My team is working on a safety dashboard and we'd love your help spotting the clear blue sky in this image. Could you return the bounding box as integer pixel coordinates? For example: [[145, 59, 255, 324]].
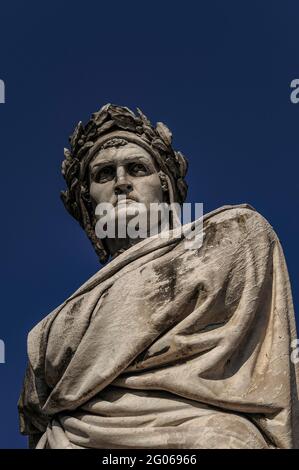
[[0, 0, 298, 448]]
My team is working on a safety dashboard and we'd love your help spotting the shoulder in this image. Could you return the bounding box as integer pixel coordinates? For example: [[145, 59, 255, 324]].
[[190, 204, 278, 259], [203, 204, 277, 243], [177, 204, 278, 288]]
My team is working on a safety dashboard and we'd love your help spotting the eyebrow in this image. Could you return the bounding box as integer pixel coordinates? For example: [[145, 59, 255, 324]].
[[90, 155, 153, 172]]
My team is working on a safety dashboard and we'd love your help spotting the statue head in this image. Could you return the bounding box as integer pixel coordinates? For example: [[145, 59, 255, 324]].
[[61, 104, 188, 263]]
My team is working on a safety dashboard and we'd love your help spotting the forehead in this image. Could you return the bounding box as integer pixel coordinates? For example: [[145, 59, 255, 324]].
[[90, 143, 155, 168]]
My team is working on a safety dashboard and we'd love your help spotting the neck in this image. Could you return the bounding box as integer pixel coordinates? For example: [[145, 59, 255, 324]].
[[105, 236, 144, 259], [104, 216, 172, 259]]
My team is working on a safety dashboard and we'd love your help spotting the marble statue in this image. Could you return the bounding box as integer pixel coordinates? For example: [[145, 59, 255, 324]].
[[18, 104, 299, 449]]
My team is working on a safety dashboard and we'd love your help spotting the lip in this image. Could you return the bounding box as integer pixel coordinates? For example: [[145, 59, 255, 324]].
[[115, 198, 137, 206]]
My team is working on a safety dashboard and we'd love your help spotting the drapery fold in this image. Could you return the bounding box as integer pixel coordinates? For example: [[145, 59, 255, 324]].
[[18, 204, 299, 448]]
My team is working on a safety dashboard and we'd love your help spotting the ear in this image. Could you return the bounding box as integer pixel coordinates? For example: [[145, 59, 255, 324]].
[[158, 171, 170, 204]]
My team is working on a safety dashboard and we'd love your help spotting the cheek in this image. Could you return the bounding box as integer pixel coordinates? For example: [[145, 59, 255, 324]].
[[89, 182, 113, 206], [136, 174, 163, 202]]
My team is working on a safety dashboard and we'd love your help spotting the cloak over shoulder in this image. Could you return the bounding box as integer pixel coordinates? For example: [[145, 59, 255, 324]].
[[18, 205, 299, 448]]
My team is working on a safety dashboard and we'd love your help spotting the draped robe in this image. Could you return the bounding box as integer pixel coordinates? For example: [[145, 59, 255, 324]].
[[18, 204, 299, 449]]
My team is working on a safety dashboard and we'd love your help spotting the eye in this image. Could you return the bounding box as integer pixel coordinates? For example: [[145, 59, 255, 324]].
[[95, 165, 115, 183], [128, 162, 148, 176]]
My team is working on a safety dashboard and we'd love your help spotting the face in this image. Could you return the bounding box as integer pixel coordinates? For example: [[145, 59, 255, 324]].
[[89, 143, 164, 229]]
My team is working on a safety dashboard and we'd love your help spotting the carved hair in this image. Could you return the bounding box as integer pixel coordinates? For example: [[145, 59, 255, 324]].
[[61, 104, 188, 263]]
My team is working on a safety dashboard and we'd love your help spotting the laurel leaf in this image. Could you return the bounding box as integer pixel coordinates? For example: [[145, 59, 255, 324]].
[[175, 151, 188, 177], [152, 138, 169, 153], [96, 120, 115, 136], [136, 107, 151, 126], [69, 121, 84, 150], [64, 148, 72, 160], [156, 121, 172, 146]]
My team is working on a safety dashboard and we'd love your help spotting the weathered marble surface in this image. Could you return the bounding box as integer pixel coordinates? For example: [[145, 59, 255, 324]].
[[19, 205, 299, 448]]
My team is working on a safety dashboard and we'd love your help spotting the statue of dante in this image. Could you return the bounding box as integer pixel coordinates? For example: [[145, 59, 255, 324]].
[[18, 104, 299, 449]]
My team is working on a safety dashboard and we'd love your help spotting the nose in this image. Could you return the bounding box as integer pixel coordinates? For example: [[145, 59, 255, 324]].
[[114, 167, 133, 196], [114, 181, 133, 195]]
